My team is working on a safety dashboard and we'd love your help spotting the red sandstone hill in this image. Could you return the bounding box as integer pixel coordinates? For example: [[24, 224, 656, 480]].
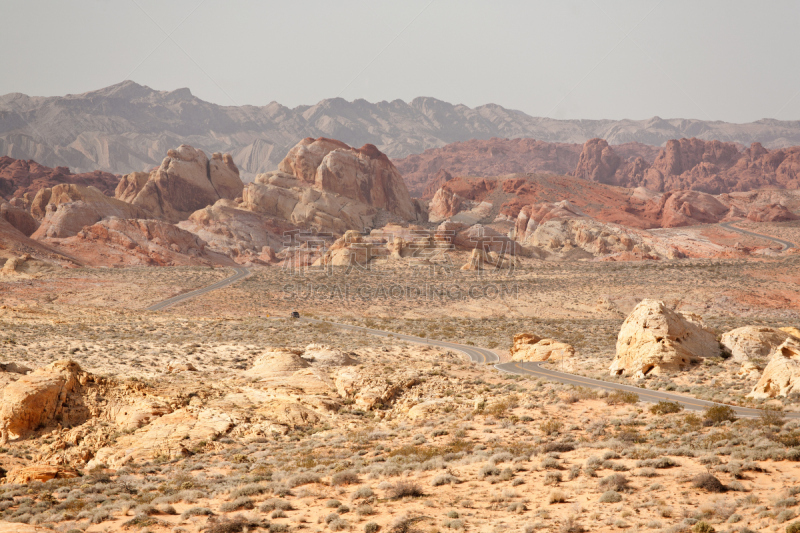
[[574, 138, 800, 194], [393, 137, 800, 198], [429, 173, 800, 229], [393, 138, 661, 198], [0, 157, 120, 206]]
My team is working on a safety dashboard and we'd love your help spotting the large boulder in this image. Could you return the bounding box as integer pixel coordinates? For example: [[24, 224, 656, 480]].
[[115, 145, 243, 223], [610, 300, 719, 378], [510, 333, 574, 362], [0, 360, 92, 443], [720, 326, 796, 363], [748, 337, 800, 399]]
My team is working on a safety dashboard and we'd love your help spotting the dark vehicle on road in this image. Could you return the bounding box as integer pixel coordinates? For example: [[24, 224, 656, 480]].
[[291, 311, 300, 319]]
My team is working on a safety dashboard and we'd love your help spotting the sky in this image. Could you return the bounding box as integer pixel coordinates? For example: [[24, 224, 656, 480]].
[[1, 0, 799, 123]]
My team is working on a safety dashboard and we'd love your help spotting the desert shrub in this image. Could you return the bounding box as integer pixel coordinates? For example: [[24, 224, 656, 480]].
[[287, 472, 321, 487], [544, 472, 562, 485], [761, 409, 786, 427], [329, 518, 349, 531], [220, 497, 254, 512], [432, 473, 461, 486], [260, 499, 292, 512], [326, 500, 342, 508], [787, 522, 800, 533], [181, 506, 214, 520], [157, 504, 176, 515], [548, 490, 567, 504], [352, 486, 374, 499], [447, 511, 459, 519], [444, 519, 464, 529], [364, 522, 380, 533], [388, 481, 424, 499], [650, 401, 683, 415], [559, 516, 584, 533], [599, 491, 622, 503], [332, 470, 359, 486], [599, 474, 630, 492], [541, 457, 561, 470], [605, 391, 639, 405], [637, 468, 657, 478], [270, 525, 289, 533], [356, 504, 374, 516], [479, 464, 500, 478], [778, 510, 797, 523], [542, 442, 574, 453], [231, 484, 267, 499], [692, 473, 726, 493], [692, 521, 715, 533], [271, 510, 286, 519], [703, 405, 737, 425], [540, 420, 563, 435]]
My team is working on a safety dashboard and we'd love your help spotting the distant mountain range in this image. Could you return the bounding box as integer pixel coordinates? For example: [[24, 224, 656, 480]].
[[2, 80, 800, 180]]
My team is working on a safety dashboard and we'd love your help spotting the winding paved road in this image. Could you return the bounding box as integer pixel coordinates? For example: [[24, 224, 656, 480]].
[[147, 266, 792, 418], [720, 221, 796, 251], [146, 266, 250, 311]]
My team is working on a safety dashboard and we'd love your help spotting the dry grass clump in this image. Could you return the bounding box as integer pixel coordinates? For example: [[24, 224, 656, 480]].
[[605, 391, 639, 405]]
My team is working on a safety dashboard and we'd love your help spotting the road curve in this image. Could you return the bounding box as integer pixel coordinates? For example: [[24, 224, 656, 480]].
[[146, 266, 250, 311], [720, 221, 796, 251], [145, 269, 790, 418]]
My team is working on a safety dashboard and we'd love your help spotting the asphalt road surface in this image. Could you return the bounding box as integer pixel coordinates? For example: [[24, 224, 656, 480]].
[[146, 266, 250, 311], [146, 267, 793, 418], [720, 221, 796, 251]]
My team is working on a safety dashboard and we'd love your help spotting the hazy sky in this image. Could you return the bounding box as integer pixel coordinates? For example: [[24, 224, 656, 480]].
[[2, 0, 798, 123]]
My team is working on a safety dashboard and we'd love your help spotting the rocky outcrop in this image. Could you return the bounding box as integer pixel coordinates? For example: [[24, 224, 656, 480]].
[[115, 145, 243, 223], [610, 300, 719, 378], [429, 187, 464, 222], [510, 333, 575, 362], [746, 203, 800, 222], [278, 137, 417, 220], [30, 184, 145, 238], [0, 360, 93, 443], [720, 326, 796, 363], [4, 464, 80, 484], [748, 337, 800, 399], [43, 217, 231, 267], [0, 202, 37, 236], [0, 156, 119, 205], [178, 200, 295, 264], [335, 367, 420, 411], [88, 408, 233, 468]]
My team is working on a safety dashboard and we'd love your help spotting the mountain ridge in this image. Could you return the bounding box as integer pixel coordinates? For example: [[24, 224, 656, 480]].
[[3, 80, 800, 179]]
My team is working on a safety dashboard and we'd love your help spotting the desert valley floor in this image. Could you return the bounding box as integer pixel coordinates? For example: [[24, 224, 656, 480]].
[[2, 218, 800, 533]]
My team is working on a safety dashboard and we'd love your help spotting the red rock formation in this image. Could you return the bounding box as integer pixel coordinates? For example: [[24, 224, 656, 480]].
[[0, 157, 119, 208], [393, 138, 660, 198], [746, 204, 800, 222], [574, 138, 800, 194], [44, 218, 234, 267], [0, 202, 37, 236]]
